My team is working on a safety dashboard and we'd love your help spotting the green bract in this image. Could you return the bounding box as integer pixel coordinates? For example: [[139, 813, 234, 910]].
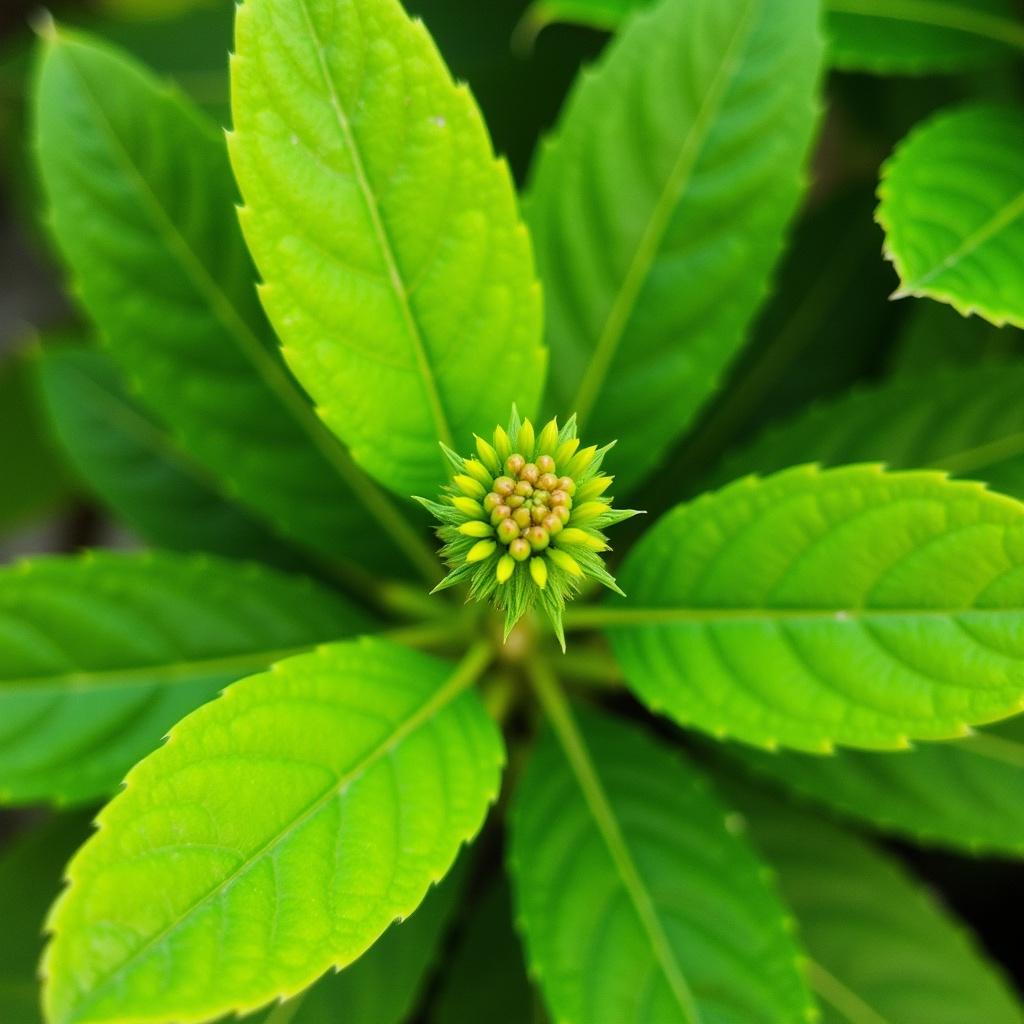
[[4, 0, 1024, 1021]]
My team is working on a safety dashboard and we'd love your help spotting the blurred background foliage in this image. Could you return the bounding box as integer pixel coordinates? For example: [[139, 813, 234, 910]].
[[0, 0, 1022, 1015]]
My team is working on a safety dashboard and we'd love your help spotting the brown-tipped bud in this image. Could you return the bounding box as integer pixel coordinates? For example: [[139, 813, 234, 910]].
[[518, 419, 536, 458], [483, 492, 502, 513], [554, 506, 571, 525], [462, 458, 492, 486], [530, 556, 549, 590], [549, 490, 569, 507], [547, 548, 583, 577], [452, 496, 485, 519], [538, 472, 558, 492], [533, 489, 550, 506], [537, 419, 559, 456], [575, 475, 612, 502], [454, 474, 486, 499], [554, 436, 580, 467], [493, 425, 512, 462], [508, 494, 526, 509], [466, 539, 496, 563], [515, 480, 534, 497], [491, 504, 512, 525], [475, 435, 501, 473], [496, 554, 515, 584], [497, 518, 520, 544], [542, 513, 564, 536], [531, 505, 548, 524], [527, 525, 550, 551], [521, 463, 539, 485], [494, 476, 516, 496], [458, 520, 494, 539], [513, 507, 533, 529], [557, 476, 576, 496], [558, 527, 607, 551], [509, 537, 531, 562], [536, 453, 556, 476], [506, 453, 526, 476]]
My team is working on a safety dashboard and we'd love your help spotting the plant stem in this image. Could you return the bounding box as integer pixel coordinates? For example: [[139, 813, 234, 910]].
[[372, 578, 451, 621], [378, 616, 475, 651], [805, 960, 889, 1024], [553, 647, 624, 688], [525, 660, 701, 1024]]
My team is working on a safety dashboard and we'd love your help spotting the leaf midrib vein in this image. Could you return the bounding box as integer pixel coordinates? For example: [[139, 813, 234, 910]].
[[66, 642, 491, 1020], [570, 0, 759, 425], [806, 959, 892, 1024], [294, 0, 455, 454]]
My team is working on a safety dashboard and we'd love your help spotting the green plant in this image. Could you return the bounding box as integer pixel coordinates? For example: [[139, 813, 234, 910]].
[[3, 0, 1024, 1020]]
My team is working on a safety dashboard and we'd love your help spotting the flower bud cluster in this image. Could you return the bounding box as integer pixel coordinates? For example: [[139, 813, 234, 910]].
[[416, 408, 639, 648]]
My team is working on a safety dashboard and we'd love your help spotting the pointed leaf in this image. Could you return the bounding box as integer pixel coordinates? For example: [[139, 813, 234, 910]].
[[527, 0, 822, 494], [605, 464, 1024, 752], [0, 551, 370, 806], [728, 782, 1024, 1024], [715, 362, 1024, 500], [878, 104, 1024, 329], [228, 0, 545, 498], [509, 707, 813, 1024], [727, 713, 1024, 856], [43, 638, 503, 1024], [33, 29, 408, 574], [39, 346, 306, 570]]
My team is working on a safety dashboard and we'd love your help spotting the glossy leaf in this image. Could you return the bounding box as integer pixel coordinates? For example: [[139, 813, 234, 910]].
[[0, 815, 91, 1024], [0, 347, 72, 534], [39, 345, 305, 569], [0, 551, 369, 806], [714, 362, 1024, 500], [229, 0, 545, 499], [249, 867, 464, 1024], [432, 879, 537, 1024], [878, 104, 1024, 329], [727, 713, 1024, 856], [34, 30, 411, 575], [509, 706, 813, 1024], [528, 0, 822, 495], [519, 0, 1024, 75], [729, 783, 1024, 1024], [605, 464, 1024, 752], [44, 638, 503, 1024]]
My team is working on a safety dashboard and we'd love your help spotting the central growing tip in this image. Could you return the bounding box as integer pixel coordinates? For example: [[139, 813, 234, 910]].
[[416, 408, 640, 649]]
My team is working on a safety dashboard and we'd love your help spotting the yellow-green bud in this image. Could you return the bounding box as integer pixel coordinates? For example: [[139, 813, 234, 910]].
[[494, 475, 516, 496], [527, 525, 550, 551], [497, 518, 520, 544], [483, 492, 502, 513], [466, 539, 496, 563], [530, 556, 549, 589], [558, 527, 607, 551], [508, 494, 526, 509], [513, 507, 532, 529], [509, 537, 531, 561], [463, 458, 493, 486], [475, 434, 501, 473], [459, 520, 494, 538], [538, 472, 558, 491], [537, 419, 559, 456], [568, 501, 605, 525], [542, 512, 563, 535], [496, 554, 515, 583], [548, 548, 583, 577], [452, 496, 485, 519], [506, 453, 526, 476], [493, 425, 512, 462], [518, 419, 536, 458], [454, 474, 486, 499], [558, 476, 576, 496], [515, 480, 534, 497], [521, 463, 540, 485], [554, 436, 580, 467], [531, 505, 548, 524], [491, 504, 512, 525], [554, 506, 571, 525]]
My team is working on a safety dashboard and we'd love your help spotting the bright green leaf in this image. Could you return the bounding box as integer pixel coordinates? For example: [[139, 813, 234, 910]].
[[248, 866, 464, 1024], [432, 878, 538, 1024], [0, 551, 370, 806], [33, 29, 416, 577], [726, 713, 1024, 856], [43, 638, 503, 1024], [509, 705, 813, 1024], [39, 345, 307, 570], [728, 781, 1024, 1024], [0, 814, 91, 1024], [878, 104, 1024, 329], [714, 362, 1024, 500], [600, 464, 1024, 752], [228, 0, 545, 499], [528, 0, 822, 494], [0, 347, 72, 535], [518, 0, 1024, 75]]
